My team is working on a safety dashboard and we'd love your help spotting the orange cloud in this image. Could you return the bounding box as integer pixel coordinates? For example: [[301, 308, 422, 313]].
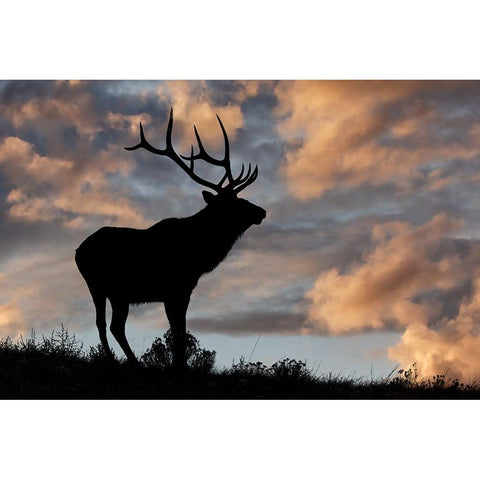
[[274, 81, 480, 200], [304, 211, 480, 381], [0, 136, 74, 184], [0, 136, 146, 228], [0, 301, 23, 337], [3, 87, 99, 137], [388, 310, 480, 382], [53, 189, 145, 227], [388, 275, 480, 381], [107, 112, 153, 137], [304, 214, 467, 334], [0, 251, 87, 335], [155, 81, 244, 153]]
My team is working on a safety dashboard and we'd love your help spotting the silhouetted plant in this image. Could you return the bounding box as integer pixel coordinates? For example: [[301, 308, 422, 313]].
[[141, 329, 216, 373], [429, 374, 446, 388], [230, 357, 312, 381], [231, 357, 269, 375], [270, 358, 310, 380], [2, 326, 84, 359], [141, 336, 171, 368], [421, 374, 467, 390], [0, 336, 15, 351], [87, 343, 117, 363], [39, 324, 83, 358], [391, 362, 419, 387], [389, 363, 469, 391], [445, 377, 464, 390], [17, 330, 39, 352]]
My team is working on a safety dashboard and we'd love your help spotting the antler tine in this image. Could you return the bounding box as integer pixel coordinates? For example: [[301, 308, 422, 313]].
[[124, 108, 223, 193], [229, 163, 254, 191], [125, 108, 174, 156], [179, 125, 223, 166], [179, 128, 223, 166], [165, 106, 175, 152], [180, 114, 235, 179], [216, 114, 234, 184], [233, 165, 259, 194], [234, 164, 245, 184], [124, 122, 158, 153], [236, 163, 252, 184], [125, 108, 259, 195]]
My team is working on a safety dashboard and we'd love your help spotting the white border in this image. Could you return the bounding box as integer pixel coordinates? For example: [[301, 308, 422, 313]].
[[1, 2, 479, 478]]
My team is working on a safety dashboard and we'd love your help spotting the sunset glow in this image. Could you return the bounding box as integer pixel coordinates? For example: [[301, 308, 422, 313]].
[[2, 80, 480, 380]]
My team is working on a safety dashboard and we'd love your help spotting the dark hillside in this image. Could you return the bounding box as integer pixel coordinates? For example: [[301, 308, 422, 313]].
[[0, 326, 478, 399]]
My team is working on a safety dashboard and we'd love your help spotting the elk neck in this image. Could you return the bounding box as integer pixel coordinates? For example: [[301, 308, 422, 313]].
[[192, 204, 249, 242], [187, 204, 248, 271]]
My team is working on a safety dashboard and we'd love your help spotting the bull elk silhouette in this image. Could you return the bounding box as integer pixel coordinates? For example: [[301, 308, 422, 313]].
[[75, 108, 266, 369]]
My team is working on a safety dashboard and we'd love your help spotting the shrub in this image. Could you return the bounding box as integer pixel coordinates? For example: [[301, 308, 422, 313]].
[[0, 326, 83, 359], [230, 357, 312, 381], [230, 357, 269, 375], [17, 330, 39, 353], [0, 336, 15, 351], [269, 358, 310, 380], [141, 336, 171, 368], [390, 362, 419, 387], [39, 325, 83, 358], [141, 329, 216, 373], [87, 343, 117, 363]]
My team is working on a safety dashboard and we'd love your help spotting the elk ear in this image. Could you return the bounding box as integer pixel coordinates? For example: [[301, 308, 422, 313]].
[[202, 190, 215, 204]]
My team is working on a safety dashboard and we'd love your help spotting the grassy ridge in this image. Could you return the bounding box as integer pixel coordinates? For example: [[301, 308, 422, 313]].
[[0, 326, 479, 399]]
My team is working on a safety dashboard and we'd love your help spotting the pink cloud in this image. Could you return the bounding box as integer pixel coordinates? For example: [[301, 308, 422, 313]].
[[304, 214, 465, 334], [0, 136, 146, 228], [303, 211, 480, 380], [274, 81, 480, 200]]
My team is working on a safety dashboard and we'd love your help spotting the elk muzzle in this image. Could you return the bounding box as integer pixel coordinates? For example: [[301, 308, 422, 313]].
[[254, 207, 267, 225]]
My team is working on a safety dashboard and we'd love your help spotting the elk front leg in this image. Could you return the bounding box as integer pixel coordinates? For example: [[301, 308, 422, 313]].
[[110, 300, 138, 364], [164, 294, 191, 372], [92, 293, 113, 358]]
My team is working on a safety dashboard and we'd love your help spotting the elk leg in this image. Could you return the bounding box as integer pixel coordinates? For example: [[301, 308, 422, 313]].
[[164, 295, 190, 372], [110, 300, 137, 363], [93, 294, 113, 358]]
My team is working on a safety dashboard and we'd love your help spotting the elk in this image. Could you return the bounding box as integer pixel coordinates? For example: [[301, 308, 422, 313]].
[[75, 108, 266, 370]]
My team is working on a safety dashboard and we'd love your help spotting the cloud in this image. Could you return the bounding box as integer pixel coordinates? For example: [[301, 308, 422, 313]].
[[154, 81, 244, 150], [304, 211, 480, 381], [0, 249, 87, 337], [0, 301, 23, 337], [274, 81, 480, 200], [388, 324, 480, 382], [304, 213, 471, 335], [189, 311, 305, 335], [0, 136, 145, 228], [388, 281, 480, 381], [0, 136, 74, 185], [7, 89, 98, 137]]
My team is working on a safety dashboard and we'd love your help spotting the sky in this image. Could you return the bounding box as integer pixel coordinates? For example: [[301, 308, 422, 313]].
[[2, 80, 480, 380]]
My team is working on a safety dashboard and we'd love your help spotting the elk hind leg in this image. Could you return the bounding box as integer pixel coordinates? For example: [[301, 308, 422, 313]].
[[110, 300, 137, 364]]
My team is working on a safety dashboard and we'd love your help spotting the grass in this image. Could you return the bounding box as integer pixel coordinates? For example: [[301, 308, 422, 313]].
[[0, 326, 479, 399]]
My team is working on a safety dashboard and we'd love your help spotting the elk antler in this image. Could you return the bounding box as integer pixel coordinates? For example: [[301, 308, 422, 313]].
[[125, 108, 258, 195]]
